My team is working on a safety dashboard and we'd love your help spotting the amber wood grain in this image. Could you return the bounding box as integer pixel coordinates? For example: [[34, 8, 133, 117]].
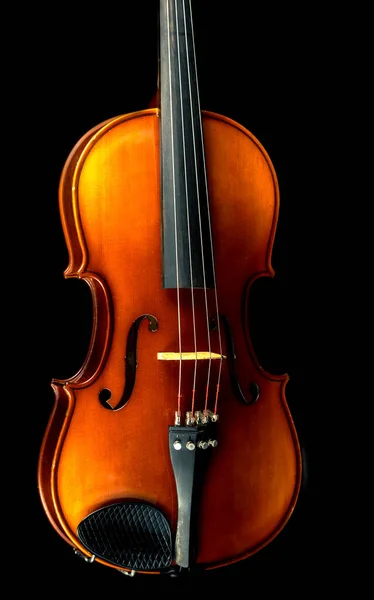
[[38, 108, 302, 574]]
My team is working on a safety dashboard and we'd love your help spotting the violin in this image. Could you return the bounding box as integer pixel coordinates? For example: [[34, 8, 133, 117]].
[[38, 0, 302, 578]]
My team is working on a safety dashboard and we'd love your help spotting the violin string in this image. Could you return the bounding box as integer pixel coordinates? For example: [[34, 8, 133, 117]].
[[175, 0, 198, 417], [167, 0, 183, 416], [185, 0, 213, 416], [188, 0, 224, 414]]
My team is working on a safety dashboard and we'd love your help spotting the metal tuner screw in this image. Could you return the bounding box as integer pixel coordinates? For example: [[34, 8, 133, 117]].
[[198, 440, 209, 450], [186, 440, 196, 451], [208, 439, 218, 448], [173, 439, 182, 450]]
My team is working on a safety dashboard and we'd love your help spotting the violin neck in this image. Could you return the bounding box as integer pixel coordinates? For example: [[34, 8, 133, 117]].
[[159, 0, 214, 290]]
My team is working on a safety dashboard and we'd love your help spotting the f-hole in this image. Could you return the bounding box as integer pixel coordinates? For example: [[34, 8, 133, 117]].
[[99, 314, 158, 411], [211, 315, 259, 406]]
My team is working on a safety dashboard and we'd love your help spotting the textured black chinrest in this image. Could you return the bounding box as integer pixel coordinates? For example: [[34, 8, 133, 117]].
[[77, 500, 172, 571]]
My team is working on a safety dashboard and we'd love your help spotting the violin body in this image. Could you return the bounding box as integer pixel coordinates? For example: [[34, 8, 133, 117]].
[[38, 108, 302, 575]]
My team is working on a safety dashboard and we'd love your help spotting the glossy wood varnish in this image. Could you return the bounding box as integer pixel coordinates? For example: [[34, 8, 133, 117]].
[[38, 108, 302, 574]]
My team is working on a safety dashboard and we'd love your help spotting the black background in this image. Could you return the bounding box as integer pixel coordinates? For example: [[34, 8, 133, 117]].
[[15, 0, 348, 593]]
